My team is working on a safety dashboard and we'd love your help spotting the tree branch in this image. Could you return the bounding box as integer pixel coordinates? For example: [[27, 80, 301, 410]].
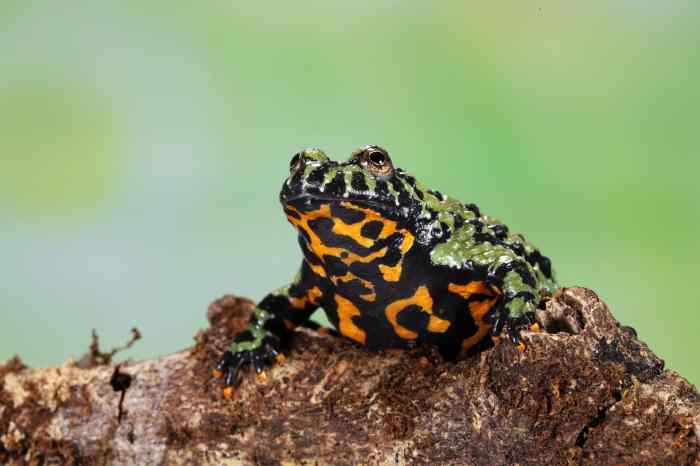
[[1, 289, 698, 465]]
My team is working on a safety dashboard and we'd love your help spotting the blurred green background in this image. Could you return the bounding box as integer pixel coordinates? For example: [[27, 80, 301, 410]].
[[1, 2, 698, 386]]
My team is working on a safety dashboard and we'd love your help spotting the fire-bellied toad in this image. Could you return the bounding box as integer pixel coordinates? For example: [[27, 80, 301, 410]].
[[213, 146, 557, 397]]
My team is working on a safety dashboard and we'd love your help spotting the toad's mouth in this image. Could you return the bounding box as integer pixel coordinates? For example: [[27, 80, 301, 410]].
[[281, 194, 393, 215]]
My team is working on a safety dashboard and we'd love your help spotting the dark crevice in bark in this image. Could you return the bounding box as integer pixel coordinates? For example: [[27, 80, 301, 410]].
[[575, 390, 622, 449]]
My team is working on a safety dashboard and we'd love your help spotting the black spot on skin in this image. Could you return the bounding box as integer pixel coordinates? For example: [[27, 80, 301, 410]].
[[528, 251, 553, 278], [509, 242, 526, 256], [331, 203, 366, 224], [468, 219, 485, 233], [306, 166, 327, 187], [375, 180, 391, 198], [381, 240, 403, 267], [336, 278, 374, 302], [351, 172, 370, 192], [324, 171, 346, 198], [539, 255, 552, 278], [453, 215, 465, 230], [361, 220, 384, 240], [428, 190, 445, 201], [493, 260, 537, 289], [395, 305, 430, 337], [309, 217, 334, 234], [340, 251, 349, 259], [401, 174, 425, 200], [296, 228, 312, 245], [288, 282, 305, 297], [324, 254, 349, 276], [473, 224, 527, 260], [491, 224, 509, 239], [346, 261, 381, 283], [389, 178, 412, 207], [464, 203, 481, 217], [536, 251, 552, 278]]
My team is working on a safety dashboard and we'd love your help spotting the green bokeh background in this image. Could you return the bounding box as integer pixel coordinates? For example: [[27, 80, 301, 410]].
[[1, 2, 698, 386]]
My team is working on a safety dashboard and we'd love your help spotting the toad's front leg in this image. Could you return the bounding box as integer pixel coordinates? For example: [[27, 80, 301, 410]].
[[213, 262, 323, 398], [484, 255, 541, 349]]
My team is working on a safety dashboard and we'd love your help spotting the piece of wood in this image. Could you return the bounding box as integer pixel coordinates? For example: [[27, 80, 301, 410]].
[[1, 288, 698, 465]]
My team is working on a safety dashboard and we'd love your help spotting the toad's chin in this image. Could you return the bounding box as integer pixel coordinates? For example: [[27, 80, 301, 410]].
[[281, 193, 386, 212]]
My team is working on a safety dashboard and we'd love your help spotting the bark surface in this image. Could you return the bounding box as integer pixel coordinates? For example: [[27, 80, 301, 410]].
[[1, 288, 698, 466]]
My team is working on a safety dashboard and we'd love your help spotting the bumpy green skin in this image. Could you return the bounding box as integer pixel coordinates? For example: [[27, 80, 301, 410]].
[[215, 145, 558, 392]]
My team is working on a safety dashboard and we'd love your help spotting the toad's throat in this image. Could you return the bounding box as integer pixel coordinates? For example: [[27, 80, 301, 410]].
[[285, 202, 415, 288], [283, 194, 392, 217]]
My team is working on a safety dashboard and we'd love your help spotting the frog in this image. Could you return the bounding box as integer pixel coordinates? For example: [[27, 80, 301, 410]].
[[213, 145, 557, 397]]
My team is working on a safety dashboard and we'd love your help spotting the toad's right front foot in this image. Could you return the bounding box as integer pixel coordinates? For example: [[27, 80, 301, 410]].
[[212, 333, 284, 399]]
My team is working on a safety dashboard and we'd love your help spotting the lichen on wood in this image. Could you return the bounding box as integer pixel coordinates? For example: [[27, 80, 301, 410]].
[[1, 288, 698, 465]]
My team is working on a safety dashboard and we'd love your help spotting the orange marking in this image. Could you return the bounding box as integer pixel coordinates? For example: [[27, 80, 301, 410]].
[[307, 261, 327, 278], [360, 292, 376, 302], [378, 232, 415, 283], [385, 286, 451, 340], [212, 369, 223, 379], [529, 323, 540, 332], [334, 295, 367, 344], [461, 298, 497, 350], [398, 231, 416, 253], [461, 322, 492, 350], [308, 286, 323, 303], [450, 280, 500, 351], [427, 315, 451, 333], [379, 263, 402, 282], [469, 299, 496, 321], [223, 387, 235, 399], [289, 296, 306, 309], [275, 353, 286, 364], [448, 281, 496, 300], [290, 286, 323, 310], [287, 204, 416, 289], [256, 372, 268, 382], [517, 342, 527, 353], [287, 205, 390, 269], [340, 201, 399, 240]]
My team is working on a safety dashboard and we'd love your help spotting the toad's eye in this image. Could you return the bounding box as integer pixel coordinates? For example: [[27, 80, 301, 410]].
[[361, 146, 393, 177], [289, 153, 302, 174], [368, 150, 387, 167]]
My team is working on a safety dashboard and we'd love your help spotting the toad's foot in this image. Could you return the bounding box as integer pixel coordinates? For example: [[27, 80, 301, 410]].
[[486, 294, 539, 351], [213, 333, 283, 399]]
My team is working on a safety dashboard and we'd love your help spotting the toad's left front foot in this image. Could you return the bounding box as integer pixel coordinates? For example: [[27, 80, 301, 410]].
[[212, 335, 283, 398]]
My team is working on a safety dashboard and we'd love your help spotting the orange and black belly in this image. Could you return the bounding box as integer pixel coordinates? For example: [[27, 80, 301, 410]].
[[284, 200, 500, 355]]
